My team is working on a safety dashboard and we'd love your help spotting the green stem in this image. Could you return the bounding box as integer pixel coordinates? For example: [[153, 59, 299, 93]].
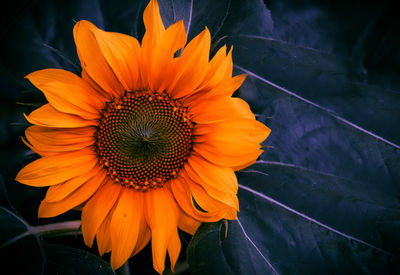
[[30, 220, 82, 238], [116, 261, 130, 275], [164, 261, 189, 275]]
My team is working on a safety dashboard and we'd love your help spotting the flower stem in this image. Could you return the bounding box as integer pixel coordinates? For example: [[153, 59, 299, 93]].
[[116, 261, 131, 275], [30, 220, 81, 238]]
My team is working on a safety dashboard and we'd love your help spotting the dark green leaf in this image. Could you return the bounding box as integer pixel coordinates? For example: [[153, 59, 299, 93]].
[[236, 163, 400, 274], [232, 36, 400, 147], [188, 221, 277, 275], [43, 243, 115, 275], [0, 234, 45, 275], [0, 206, 45, 275], [188, 1, 400, 274], [0, 206, 29, 250], [189, 161, 400, 274], [0, 175, 11, 208], [0, 202, 111, 274], [187, 222, 230, 275]]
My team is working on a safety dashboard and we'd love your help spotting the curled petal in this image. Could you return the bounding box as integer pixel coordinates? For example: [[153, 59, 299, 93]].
[[44, 165, 102, 202], [74, 20, 124, 98], [194, 118, 270, 167], [145, 187, 180, 273], [82, 178, 122, 248], [25, 125, 95, 154], [169, 28, 211, 98], [177, 209, 201, 235], [147, 20, 187, 91], [26, 104, 97, 128], [38, 168, 106, 218], [16, 149, 98, 187], [89, 27, 141, 91], [171, 175, 231, 222], [26, 69, 105, 119]]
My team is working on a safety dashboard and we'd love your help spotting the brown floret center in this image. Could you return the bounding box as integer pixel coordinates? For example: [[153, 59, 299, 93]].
[[96, 90, 193, 191]]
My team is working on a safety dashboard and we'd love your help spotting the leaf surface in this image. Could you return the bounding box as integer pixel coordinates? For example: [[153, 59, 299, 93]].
[[187, 1, 400, 274]]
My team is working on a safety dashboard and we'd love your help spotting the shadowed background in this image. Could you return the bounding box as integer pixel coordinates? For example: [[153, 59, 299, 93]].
[[1, 0, 399, 274]]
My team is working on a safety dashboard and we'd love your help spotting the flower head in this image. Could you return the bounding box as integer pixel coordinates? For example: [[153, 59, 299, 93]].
[[16, 0, 270, 272]]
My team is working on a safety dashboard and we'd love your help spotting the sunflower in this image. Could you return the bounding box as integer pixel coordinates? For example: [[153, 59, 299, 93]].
[[16, 0, 270, 273]]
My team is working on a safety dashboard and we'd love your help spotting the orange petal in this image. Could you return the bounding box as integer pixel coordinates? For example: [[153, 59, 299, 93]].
[[169, 28, 211, 98], [233, 158, 258, 171], [81, 68, 110, 98], [130, 225, 151, 257], [147, 20, 187, 92], [167, 230, 181, 273], [38, 169, 106, 218], [225, 207, 238, 220], [141, 0, 165, 87], [183, 172, 238, 217], [186, 153, 237, 194], [194, 143, 263, 168], [189, 97, 255, 124], [177, 209, 201, 235], [26, 104, 97, 128], [193, 118, 270, 167], [89, 27, 141, 91], [196, 45, 233, 92], [26, 69, 105, 119], [97, 205, 114, 256], [183, 163, 239, 210], [144, 186, 180, 274], [195, 118, 269, 145], [230, 97, 256, 120], [208, 74, 247, 98], [110, 188, 146, 270], [142, 0, 164, 44], [25, 125, 95, 154], [16, 149, 98, 187], [182, 74, 247, 107], [44, 165, 102, 202], [74, 20, 124, 98], [82, 178, 122, 248], [170, 176, 227, 222], [21, 136, 49, 157]]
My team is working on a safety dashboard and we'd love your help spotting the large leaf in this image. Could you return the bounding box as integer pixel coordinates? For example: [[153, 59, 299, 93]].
[[0, 205, 114, 274], [188, 221, 278, 275], [44, 243, 114, 274], [189, 162, 400, 274], [0, 176, 114, 275], [186, 1, 400, 275], [0, 205, 45, 274]]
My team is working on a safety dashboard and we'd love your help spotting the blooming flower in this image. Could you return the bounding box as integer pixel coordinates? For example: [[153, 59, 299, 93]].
[[16, 0, 270, 272]]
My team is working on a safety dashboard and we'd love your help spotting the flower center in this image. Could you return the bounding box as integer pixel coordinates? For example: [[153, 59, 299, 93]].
[[95, 90, 193, 191]]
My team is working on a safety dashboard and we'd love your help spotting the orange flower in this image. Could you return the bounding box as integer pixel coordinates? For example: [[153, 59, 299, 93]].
[[16, 0, 270, 273]]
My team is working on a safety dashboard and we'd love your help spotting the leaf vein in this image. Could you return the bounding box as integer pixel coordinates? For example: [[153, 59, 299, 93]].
[[236, 218, 279, 275], [238, 184, 400, 260], [234, 34, 332, 55], [235, 65, 400, 150], [186, 0, 193, 37], [0, 231, 30, 249], [252, 160, 354, 182], [211, 0, 230, 41]]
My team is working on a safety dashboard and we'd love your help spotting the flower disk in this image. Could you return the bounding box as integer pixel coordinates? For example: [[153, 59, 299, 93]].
[[96, 91, 193, 190]]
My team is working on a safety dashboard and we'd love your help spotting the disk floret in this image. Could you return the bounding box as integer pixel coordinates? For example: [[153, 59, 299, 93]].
[[96, 90, 193, 191]]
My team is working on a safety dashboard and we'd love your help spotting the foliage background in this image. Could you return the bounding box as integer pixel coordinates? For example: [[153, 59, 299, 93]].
[[0, 0, 399, 274]]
